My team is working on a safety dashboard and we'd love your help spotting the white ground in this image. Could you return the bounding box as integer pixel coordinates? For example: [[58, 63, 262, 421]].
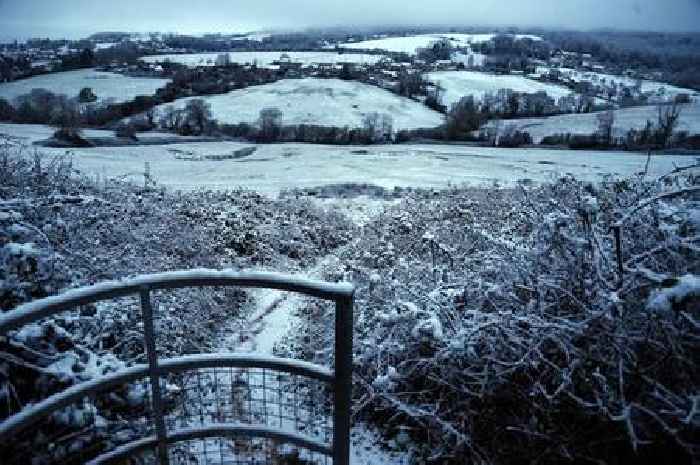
[[336, 33, 542, 55], [426, 71, 574, 107], [2, 123, 695, 196], [4, 120, 694, 464], [539, 67, 699, 101], [493, 101, 700, 143], [153, 78, 445, 130], [0, 122, 204, 145], [0, 69, 169, 104], [141, 51, 387, 68]]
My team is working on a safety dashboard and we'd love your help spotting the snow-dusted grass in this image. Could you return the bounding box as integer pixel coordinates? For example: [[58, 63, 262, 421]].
[[0, 69, 169, 104], [495, 101, 700, 143], [153, 78, 444, 130], [141, 51, 387, 68], [427, 70, 574, 107], [336, 33, 542, 54], [1, 123, 692, 195]]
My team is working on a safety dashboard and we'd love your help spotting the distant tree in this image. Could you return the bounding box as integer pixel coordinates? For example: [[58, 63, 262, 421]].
[[596, 109, 615, 146], [13, 89, 68, 124], [446, 95, 486, 140], [339, 63, 353, 80], [507, 92, 520, 117], [397, 72, 425, 98], [145, 108, 156, 129], [0, 98, 14, 121], [183, 99, 212, 135], [258, 107, 283, 142], [379, 114, 394, 143], [656, 102, 682, 148], [425, 86, 446, 113], [215, 53, 231, 67], [50, 99, 83, 141], [362, 112, 394, 143], [78, 87, 97, 103], [498, 124, 533, 147], [79, 48, 95, 67], [417, 38, 453, 62], [159, 105, 181, 130]]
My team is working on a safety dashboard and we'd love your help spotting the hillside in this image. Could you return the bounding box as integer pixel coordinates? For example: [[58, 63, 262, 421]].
[[0, 69, 169, 104], [492, 101, 700, 143], [152, 78, 445, 130], [426, 70, 574, 107]]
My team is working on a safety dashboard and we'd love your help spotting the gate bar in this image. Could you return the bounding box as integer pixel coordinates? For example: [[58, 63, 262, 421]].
[[140, 287, 169, 465]]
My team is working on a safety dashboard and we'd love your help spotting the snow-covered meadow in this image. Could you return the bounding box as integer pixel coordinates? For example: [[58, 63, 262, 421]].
[[335, 33, 542, 54], [0, 69, 170, 104], [557, 67, 698, 98], [493, 101, 700, 143], [140, 51, 387, 68], [152, 78, 444, 130], [426, 70, 574, 107], [2, 122, 693, 196]]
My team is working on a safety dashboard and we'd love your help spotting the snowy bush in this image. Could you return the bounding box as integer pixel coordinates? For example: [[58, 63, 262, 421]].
[[0, 141, 355, 463], [287, 167, 699, 464]]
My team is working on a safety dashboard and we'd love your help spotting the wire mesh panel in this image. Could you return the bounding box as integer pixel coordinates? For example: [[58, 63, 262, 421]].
[[164, 367, 334, 444], [0, 270, 354, 465], [126, 435, 332, 465], [167, 436, 331, 465]]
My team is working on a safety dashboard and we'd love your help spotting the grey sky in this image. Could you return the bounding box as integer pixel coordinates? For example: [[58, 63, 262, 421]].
[[1, 0, 699, 40]]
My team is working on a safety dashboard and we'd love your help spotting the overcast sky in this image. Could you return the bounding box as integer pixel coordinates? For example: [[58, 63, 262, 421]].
[[1, 0, 699, 40]]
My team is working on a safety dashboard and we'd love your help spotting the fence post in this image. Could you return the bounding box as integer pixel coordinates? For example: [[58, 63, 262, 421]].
[[140, 287, 169, 465], [333, 294, 354, 465]]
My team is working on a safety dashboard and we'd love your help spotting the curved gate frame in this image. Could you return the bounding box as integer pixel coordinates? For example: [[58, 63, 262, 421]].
[[0, 269, 355, 465]]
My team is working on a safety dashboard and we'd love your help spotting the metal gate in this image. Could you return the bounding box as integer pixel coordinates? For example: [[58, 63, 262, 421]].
[[0, 270, 354, 465]]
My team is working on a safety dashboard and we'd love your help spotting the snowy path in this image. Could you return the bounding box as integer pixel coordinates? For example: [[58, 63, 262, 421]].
[[216, 199, 409, 465]]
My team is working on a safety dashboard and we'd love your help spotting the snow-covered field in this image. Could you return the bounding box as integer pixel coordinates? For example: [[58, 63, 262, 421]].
[[336, 33, 542, 54], [543, 67, 699, 100], [0, 69, 169, 104], [427, 70, 574, 107], [0, 122, 207, 147], [152, 78, 444, 130], [141, 51, 387, 68], [494, 101, 700, 143], [2, 122, 692, 195]]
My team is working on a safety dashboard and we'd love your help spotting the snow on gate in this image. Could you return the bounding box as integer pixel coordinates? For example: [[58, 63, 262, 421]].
[[0, 269, 355, 465]]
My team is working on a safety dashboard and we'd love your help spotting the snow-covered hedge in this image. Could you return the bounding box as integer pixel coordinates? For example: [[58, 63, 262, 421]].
[[289, 168, 699, 464], [0, 141, 354, 463]]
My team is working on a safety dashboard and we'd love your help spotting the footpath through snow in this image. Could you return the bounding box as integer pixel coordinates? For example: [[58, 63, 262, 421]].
[[218, 197, 410, 465]]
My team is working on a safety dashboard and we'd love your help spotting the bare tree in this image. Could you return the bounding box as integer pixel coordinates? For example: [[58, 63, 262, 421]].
[[362, 113, 394, 143], [159, 105, 178, 130], [656, 101, 682, 148], [50, 99, 82, 140], [258, 107, 283, 142], [596, 109, 615, 146], [184, 99, 212, 135]]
